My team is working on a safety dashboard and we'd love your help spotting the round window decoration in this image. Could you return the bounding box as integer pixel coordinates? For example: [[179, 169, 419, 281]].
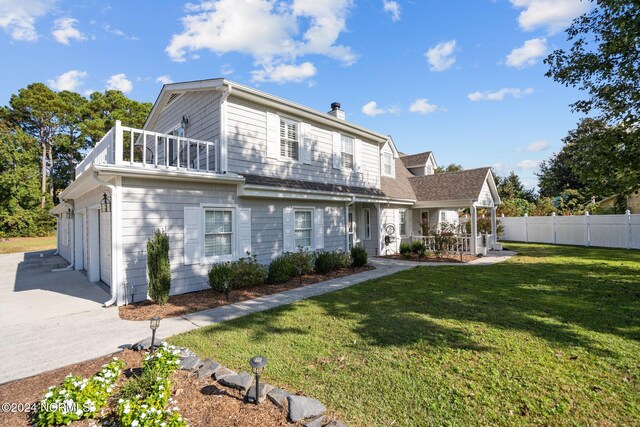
[[385, 224, 396, 236]]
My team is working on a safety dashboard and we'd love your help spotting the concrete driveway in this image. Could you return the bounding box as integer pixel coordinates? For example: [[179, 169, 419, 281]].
[[0, 251, 195, 384]]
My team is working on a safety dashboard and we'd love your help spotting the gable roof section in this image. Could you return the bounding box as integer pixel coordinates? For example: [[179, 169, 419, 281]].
[[381, 159, 417, 200], [243, 174, 386, 197], [400, 151, 433, 168], [409, 167, 495, 202]]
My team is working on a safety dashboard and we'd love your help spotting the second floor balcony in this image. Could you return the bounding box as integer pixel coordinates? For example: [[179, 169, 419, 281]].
[[76, 120, 218, 178]]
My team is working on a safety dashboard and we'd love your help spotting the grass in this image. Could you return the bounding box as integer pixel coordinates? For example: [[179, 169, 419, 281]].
[[169, 243, 640, 426], [0, 236, 56, 254]]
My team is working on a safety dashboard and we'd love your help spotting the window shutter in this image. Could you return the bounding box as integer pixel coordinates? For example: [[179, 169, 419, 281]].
[[354, 138, 363, 173], [266, 112, 280, 159], [314, 208, 324, 249], [237, 208, 252, 257], [332, 131, 341, 169], [300, 122, 312, 164], [183, 207, 201, 265], [283, 207, 295, 252]]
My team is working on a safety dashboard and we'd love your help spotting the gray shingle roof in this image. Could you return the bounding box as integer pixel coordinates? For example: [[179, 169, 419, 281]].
[[400, 151, 432, 168], [409, 167, 491, 202], [243, 174, 386, 197], [381, 159, 417, 200]]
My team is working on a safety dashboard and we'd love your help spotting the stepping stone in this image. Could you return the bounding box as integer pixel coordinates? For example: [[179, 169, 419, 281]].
[[219, 371, 254, 392], [267, 387, 291, 409], [133, 337, 165, 351], [304, 416, 325, 427], [245, 382, 273, 404], [176, 347, 197, 359], [214, 367, 236, 381], [196, 359, 221, 379], [179, 355, 202, 372], [288, 395, 326, 422], [324, 421, 348, 427]]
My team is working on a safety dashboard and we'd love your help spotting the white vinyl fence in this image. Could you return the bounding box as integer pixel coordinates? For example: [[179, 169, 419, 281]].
[[500, 211, 640, 249]]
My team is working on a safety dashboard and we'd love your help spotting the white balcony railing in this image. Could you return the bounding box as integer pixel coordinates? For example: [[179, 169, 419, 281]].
[[76, 120, 218, 178], [415, 234, 473, 254]]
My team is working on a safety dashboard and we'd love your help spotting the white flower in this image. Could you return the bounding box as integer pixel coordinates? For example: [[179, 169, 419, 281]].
[[131, 421, 139, 427], [76, 409, 83, 416], [118, 398, 124, 404], [45, 392, 53, 398], [123, 407, 130, 414]]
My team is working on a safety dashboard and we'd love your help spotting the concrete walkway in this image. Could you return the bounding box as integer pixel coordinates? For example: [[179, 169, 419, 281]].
[[0, 250, 514, 384]]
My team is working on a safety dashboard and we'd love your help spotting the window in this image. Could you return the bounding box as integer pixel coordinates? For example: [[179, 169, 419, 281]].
[[426, 163, 434, 175], [364, 209, 371, 240], [440, 211, 446, 223], [399, 210, 406, 236], [204, 209, 233, 257], [280, 118, 299, 160], [383, 153, 392, 176], [341, 135, 354, 169], [294, 210, 312, 248]]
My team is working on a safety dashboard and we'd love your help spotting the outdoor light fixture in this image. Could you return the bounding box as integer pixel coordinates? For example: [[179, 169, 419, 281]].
[[181, 115, 189, 129], [249, 355, 267, 405], [149, 316, 161, 354], [100, 193, 111, 213], [66, 208, 73, 219]]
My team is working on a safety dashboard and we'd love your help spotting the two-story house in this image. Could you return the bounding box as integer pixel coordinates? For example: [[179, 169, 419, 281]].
[[51, 78, 500, 306]]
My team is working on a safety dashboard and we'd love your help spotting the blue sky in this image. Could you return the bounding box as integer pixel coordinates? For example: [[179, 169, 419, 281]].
[[0, 0, 593, 189]]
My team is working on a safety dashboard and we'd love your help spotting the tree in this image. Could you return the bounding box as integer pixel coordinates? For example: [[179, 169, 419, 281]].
[[435, 163, 463, 173], [496, 171, 536, 203], [7, 83, 63, 207], [53, 90, 89, 192], [545, 1, 640, 125]]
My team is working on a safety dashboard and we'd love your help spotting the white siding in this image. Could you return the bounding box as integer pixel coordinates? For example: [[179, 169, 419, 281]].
[[58, 217, 73, 263], [478, 180, 495, 207], [225, 97, 380, 188], [151, 91, 221, 142]]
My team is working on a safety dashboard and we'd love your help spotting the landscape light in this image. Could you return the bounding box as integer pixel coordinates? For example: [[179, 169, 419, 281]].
[[149, 316, 161, 353], [249, 355, 268, 404]]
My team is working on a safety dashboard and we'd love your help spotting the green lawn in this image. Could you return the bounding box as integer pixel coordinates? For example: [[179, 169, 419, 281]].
[[0, 235, 56, 254], [170, 244, 640, 426]]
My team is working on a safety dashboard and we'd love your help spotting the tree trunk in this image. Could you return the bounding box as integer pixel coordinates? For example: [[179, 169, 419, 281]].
[[40, 140, 46, 209], [48, 143, 54, 201]]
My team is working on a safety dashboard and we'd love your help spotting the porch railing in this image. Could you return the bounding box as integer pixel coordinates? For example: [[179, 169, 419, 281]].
[[415, 234, 472, 254], [76, 120, 218, 178]]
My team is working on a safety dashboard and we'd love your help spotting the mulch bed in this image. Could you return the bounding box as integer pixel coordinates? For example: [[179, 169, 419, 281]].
[[0, 350, 295, 427], [378, 253, 478, 263], [120, 265, 375, 321]]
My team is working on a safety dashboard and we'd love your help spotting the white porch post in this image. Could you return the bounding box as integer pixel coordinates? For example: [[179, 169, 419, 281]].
[[470, 204, 478, 255], [490, 206, 497, 245]]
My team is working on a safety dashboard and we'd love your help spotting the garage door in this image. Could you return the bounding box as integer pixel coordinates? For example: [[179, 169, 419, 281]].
[[99, 211, 111, 286]]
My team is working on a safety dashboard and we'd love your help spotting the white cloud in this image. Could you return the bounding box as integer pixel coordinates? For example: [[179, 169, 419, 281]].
[[106, 73, 133, 93], [517, 159, 541, 170], [382, 0, 400, 22], [511, 0, 591, 34], [505, 37, 547, 68], [361, 101, 385, 117], [220, 64, 234, 75], [166, 0, 356, 83], [47, 70, 88, 92], [251, 61, 317, 83], [102, 23, 138, 40], [52, 17, 86, 45], [468, 87, 534, 101], [0, 0, 55, 41], [518, 139, 550, 152], [425, 40, 456, 72], [155, 75, 173, 84], [409, 98, 438, 114]]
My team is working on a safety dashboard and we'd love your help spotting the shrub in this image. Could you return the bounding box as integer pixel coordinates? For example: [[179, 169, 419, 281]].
[[314, 250, 337, 274], [268, 256, 295, 284], [231, 253, 267, 289], [208, 254, 267, 293], [208, 262, 233, 293], [34, 358, 125, 426], [410, 240, 426, 255], [399, 242, 412, 258], [314, 250, 351, 274], [288, 248, 315, 276], [351, 245, 368, 267], [147, 229, 171, 305]]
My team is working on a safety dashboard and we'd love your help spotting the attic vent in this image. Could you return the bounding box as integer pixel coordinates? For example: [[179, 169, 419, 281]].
[[166, 92, 183, 106]]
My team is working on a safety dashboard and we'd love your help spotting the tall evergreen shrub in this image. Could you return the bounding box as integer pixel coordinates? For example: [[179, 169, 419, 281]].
[[147, 229, 171, 304]]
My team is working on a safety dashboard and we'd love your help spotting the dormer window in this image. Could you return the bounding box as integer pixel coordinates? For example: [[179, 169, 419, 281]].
[[280, 118, 299, 160], [341, 135, 354, 169], [426, 163, 434, 175], [383, 152, 393, 176]]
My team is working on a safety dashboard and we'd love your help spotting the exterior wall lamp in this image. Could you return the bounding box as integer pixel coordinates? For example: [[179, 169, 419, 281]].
[[100, 193, 111, 213]]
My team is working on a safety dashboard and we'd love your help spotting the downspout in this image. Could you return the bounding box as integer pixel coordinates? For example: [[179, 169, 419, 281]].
[[345, 196, 356, 251], [92, 172, 121, 307]]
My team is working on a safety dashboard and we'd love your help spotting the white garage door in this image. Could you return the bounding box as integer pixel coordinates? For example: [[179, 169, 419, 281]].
[[99, 211, 111, 286]]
